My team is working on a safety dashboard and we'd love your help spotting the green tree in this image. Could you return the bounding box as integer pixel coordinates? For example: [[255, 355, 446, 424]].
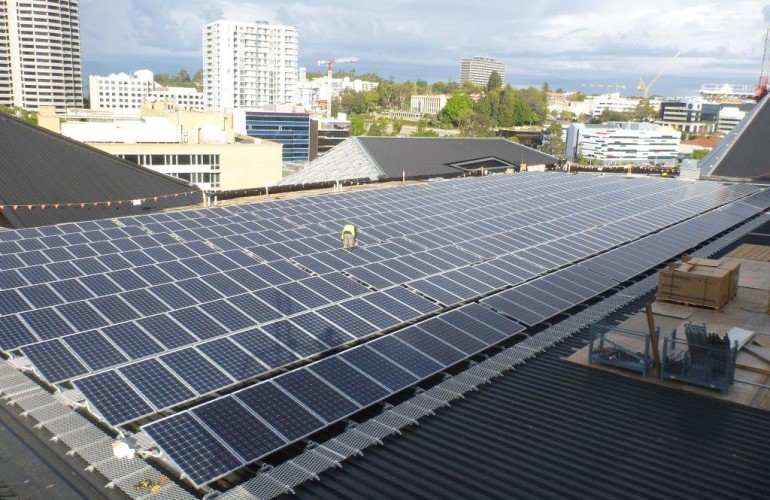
[[487, 71, 503, 91], [0, 105, 37, 124], [567, 91, 586, 102], [633, 98, 657, 121], [687, 149, 710, 160], [339, 88, 368, 115], [459, 111, 494, 137], [412, 120, 439, 137], [367, 122, 384, 136], [350, 116, 366, 136], [440, 94, 474, 126], [542, 82, 551, 92], [542, 122, 566, 157], [391, 120, 403, 135]]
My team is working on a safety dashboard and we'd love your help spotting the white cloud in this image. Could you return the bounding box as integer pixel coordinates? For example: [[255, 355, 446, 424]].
[[79, 0, 770, 95]]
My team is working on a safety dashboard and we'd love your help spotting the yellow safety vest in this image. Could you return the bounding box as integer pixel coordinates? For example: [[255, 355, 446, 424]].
[[341, 224, 356, 239]]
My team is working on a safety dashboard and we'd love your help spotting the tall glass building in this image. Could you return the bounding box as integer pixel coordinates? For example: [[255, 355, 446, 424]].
[[0, 0, 83, 110], [243, 111, 311, 163]]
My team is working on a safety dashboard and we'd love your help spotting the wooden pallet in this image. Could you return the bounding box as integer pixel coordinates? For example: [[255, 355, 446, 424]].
[[727, 243, 770, 262], [655, 297, 723, 311]]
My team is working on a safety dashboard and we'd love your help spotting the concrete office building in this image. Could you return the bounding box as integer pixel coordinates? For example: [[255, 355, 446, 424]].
[[566, 122, 680, 165], [459, 56, 505, 87], [410, 95, 448, 115], [203, 20, 299, 112], [38, 103, 283, 191], [89, 70, 204, 111], [0, 0, 83, 110]]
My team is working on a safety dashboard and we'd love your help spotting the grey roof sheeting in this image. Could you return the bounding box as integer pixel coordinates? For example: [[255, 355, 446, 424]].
[[701, 95, 770, 179], [0, 112, 198, 228], [292, 331, 770, 500], [280, 137, 557, 185], [357, 137, 557, 179]]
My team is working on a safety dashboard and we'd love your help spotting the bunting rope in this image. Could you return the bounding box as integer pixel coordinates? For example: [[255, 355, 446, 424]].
[[0, 190, 200, 211]]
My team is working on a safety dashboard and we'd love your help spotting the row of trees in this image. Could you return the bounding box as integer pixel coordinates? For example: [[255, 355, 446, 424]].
[[154, 69, 203, 89]]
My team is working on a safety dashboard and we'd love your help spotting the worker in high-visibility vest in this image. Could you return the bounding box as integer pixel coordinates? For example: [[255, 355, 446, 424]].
[[341, 223, 358, 250]]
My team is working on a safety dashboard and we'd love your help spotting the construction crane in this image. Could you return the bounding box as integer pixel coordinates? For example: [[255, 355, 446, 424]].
[[755, 27, 770, 102], [317, 57, 359, 119], [637, 50, 682, 99]]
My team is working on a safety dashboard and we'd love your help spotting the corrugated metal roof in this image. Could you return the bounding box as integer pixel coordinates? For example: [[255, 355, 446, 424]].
[[701, 96, 770, 179], [292, 327, 770, 499], [0, 112, 198, 228], [357, 137, 557, 179]]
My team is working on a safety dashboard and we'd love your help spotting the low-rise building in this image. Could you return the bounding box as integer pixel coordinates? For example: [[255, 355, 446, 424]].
[[38, 103, 282, 191], [296, 74, 379, 114], [410, 95, 448, 115], [566, 122, 680, 165], [89, 70, 204, 111]]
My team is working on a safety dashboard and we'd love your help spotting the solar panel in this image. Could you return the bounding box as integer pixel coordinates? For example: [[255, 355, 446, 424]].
[[196, 338, 267, 381], [64, 330, 129, 371], [316, 304, 379, 339], [273, 369, 359, 422], [340, 297, 401, 330], [234, 381, 325, 441], [191, 397, 287, 463], [143, 413, 244, 487], [298, 276, 351, 302], [199, 300, 255, 332], [0, 315, 38, 350], [46, 261, 82, 280], [393, 326, 466, 366], [231, 327, 300, 369], [168, 307, 227, 340], [0, 289, 31, 315], [275, 281, 329, 309], [340, 345, 417, 392], [120, 359, 197, 408], [321, 272, 371, 297], [415, 318, 487, 355], [89, 295, 140, 323], [260, 320, 328, 357], [345, 266, 394, 289], [120, 289, 169, 316], [22, 339, 88, 382], [224, 268, 269, 293], [160, 348, 234, 394], [382, 286, 440, 315], [74, 371, 154, 425], [408, 279, 463, 306], [80, 274, 121, 296], [290, 312, 355, 348], [455, 303, 526, 338], [56, 301, 109, 331], [176, 278, 224, 303], [367, 334, 443, 378], [362, 292, 421, 322], [132, 315, 194, 351], [308, 356, 389, 407]]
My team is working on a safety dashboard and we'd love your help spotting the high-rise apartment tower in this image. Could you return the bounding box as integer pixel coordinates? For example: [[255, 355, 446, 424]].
[[0, 0, 83, 110], [203, 20, 298, 112], [459, 56, 506, 88]]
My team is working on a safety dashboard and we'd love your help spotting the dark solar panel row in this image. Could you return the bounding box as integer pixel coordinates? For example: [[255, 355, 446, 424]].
[[143, 302, 526, 487]]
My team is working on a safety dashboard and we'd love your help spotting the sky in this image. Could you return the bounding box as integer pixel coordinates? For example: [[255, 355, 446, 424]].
[[80, 0, 770, 97]]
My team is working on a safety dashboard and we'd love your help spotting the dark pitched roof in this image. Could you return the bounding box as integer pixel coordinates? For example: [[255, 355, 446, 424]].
[[357, 137, 558, 179], [701, 96, 770, 179], [0, 112, 198, 228], [292, 333, 770, 499]]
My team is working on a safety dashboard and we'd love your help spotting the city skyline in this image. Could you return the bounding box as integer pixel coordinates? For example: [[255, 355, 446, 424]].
[[79, 0, 770, 98]]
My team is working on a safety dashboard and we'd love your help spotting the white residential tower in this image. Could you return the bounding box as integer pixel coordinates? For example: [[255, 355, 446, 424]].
[[0, 0, 83, 111], [202, 20, 299, 112]]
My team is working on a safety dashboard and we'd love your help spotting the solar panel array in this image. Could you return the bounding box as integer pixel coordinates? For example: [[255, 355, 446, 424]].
[[1, 172, 768, 488]]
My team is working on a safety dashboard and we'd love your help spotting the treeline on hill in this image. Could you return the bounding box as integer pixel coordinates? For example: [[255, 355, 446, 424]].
[[332, 70, 549, 138], [154, 69, 203, 89]]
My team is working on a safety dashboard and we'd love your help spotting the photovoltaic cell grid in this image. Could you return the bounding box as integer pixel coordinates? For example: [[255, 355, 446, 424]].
[[143, 302, 526, 487], [0, 173, 765, 485]]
